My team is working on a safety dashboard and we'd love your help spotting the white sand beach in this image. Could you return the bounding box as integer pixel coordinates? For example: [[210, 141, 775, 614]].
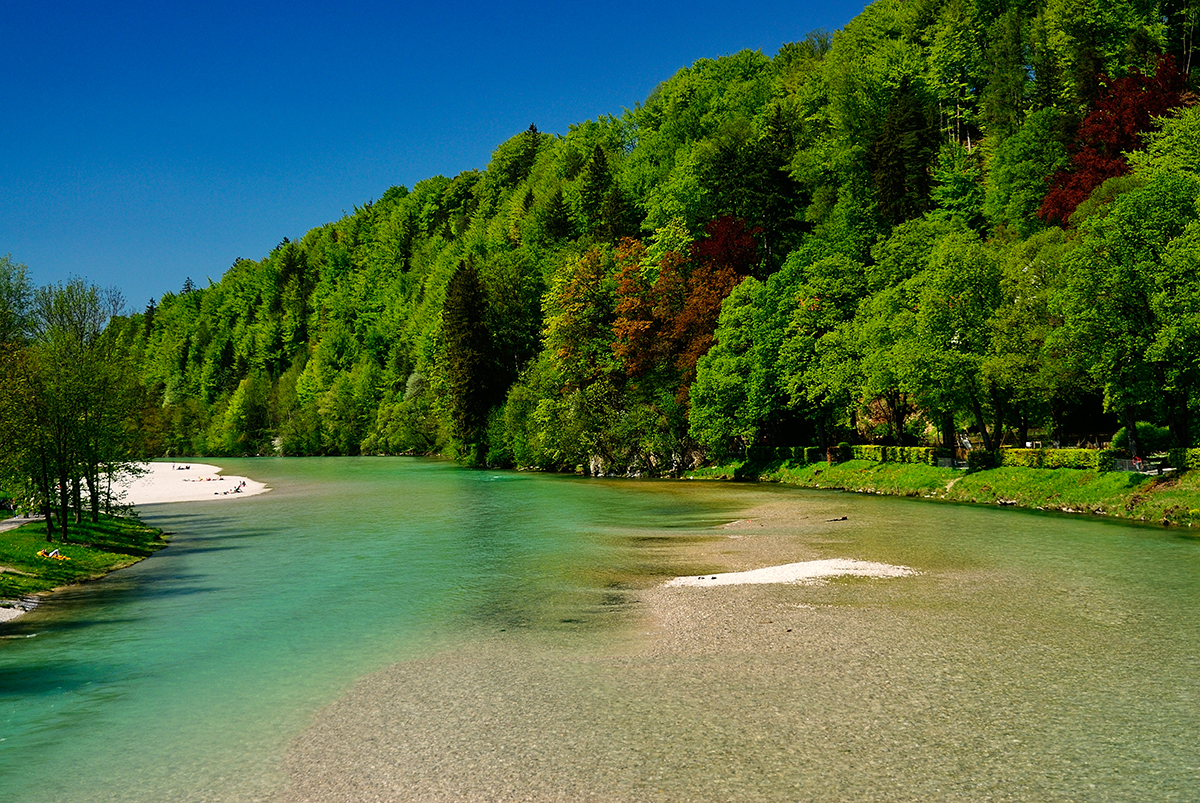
[[666, 558, 917, 587], [118, 462, 270, 506]]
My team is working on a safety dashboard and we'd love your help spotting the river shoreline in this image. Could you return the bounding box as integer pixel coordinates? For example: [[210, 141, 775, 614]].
[[0, 461, 269, 622], [276, 483, 1199, 801], [689, 457, 1200, 528]]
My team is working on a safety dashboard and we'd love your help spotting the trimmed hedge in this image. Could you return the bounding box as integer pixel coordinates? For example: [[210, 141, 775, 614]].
[[1167, 447, 1200, 469], [848, 445, 938, 465], [800, 446, 823, 464], [748, 445, 1128, 472], [966, 450, 995, 471], [997, 448, 1105, 470], [982, 448, 1119, 471], [747, 446, 830, 464]]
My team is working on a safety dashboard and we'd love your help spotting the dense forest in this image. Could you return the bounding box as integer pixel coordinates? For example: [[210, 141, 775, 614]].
[[30, 0, 1200, 474]]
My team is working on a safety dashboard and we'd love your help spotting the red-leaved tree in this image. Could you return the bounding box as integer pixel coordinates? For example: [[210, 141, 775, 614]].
[[612, 216, 759, 400], [1039, 56, 1186, 226]]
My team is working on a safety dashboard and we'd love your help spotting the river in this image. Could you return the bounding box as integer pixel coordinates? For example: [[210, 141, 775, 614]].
[[1, 457, 1197, 801]]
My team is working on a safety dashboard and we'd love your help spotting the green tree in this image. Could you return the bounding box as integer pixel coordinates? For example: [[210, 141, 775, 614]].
[[1056, 173, 1200, 454], [0, 255, 32, 345]]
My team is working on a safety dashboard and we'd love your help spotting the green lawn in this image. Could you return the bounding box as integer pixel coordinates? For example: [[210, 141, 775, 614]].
[[692, 458, 1200, 528], [0, 515, 167, 600]]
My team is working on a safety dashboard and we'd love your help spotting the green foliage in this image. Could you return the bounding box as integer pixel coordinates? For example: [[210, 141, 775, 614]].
[[442, 263, 496, 459], [984, 109, 1070, 237], [997, 448, 1102, 469], [1112, 422, 1173, 453], [94, 0, 1196, 478], [966, 450, 995, 471], [1127, 103, 1200, 176], [0, 254, 33, 345], [1166, 447, 1200, 469], [850, 445, 937, 465]]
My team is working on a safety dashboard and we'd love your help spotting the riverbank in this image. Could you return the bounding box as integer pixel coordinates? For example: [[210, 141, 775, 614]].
[[0, 515, 167, 621], [0, 461, 269, 622], [122, 461, 269, 504], [690, 457, 1200, 527]]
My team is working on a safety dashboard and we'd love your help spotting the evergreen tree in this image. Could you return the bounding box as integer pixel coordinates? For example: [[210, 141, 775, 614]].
[[540, 187, 574, 241], [871, 78, 939, 227], [442, 263, 495, 460]]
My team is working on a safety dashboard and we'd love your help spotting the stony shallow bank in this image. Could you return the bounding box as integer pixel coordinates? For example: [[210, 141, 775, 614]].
[[278, 490, 1200, 802], [278, 501, 926, 803], [690, 459, 1200, 528]]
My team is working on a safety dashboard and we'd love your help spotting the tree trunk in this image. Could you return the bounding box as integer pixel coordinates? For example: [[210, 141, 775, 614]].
[[43, 498, 54, 542], [989, 387, 1006, 450], [967, 389, 994, 451], [941, 412, 955, 450], [86, 469, 100, 522], [58, 469, 70, 543], [1123, 407, 1142, 459], [72, 477, 82, 525], [1164, 389, 1191, 449], [885, 390, 907, 445], [39, 452, 54, 543]]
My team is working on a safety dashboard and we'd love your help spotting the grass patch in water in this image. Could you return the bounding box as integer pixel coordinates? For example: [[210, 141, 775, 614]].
[[692, 458, 1200, 527], [0, 514, 166, 600]]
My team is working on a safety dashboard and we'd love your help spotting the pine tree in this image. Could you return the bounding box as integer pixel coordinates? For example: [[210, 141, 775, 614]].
[[579, 145, 630, 239], [541, 187, 574, 240], [442, 263, 494, 459], [871, 77, 938, 227]]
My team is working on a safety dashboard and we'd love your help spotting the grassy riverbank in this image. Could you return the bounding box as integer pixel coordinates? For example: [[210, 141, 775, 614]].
[[691, 458, 1200, 527], [0, 515, 167, 602]]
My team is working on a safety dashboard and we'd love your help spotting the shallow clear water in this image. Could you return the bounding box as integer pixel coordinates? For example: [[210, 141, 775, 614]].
[[0, 458, 1197, 801]]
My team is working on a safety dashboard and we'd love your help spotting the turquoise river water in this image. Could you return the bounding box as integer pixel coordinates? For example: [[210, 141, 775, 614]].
[[0, 457, 1197, 801]]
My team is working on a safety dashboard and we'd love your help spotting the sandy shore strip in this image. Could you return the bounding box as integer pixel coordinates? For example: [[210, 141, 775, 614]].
[[119, 462, 269, 505], [666, 558, 918, 587], [0, 597, 37, 623]]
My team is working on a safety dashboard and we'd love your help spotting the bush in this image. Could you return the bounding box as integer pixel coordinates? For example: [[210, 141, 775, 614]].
[[1112, 421, 1173, 453], [966, 450, 996, 471], [829, 442, 852, 463], [800, 446, 824, 464], [852, 445, 886, 462], [998, 448, 1103, 470], [849, 445, 937, 465], [1166, 447, 1200, 469]]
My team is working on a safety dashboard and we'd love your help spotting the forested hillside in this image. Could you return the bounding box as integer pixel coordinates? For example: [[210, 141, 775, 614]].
[[108, 0, 1200, 472]]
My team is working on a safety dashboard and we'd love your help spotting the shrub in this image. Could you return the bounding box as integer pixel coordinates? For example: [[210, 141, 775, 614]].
[[1166, 447, 1200, 469], [998, 448, 1107, 470], [966, 450, 996, 471], [829, 442, 852, 463], [1112, 422, 1173, 453], [852, 445, 886, 462]]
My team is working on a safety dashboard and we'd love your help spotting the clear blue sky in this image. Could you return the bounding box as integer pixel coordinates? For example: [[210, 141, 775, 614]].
[[2, 0, 865, 308]]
